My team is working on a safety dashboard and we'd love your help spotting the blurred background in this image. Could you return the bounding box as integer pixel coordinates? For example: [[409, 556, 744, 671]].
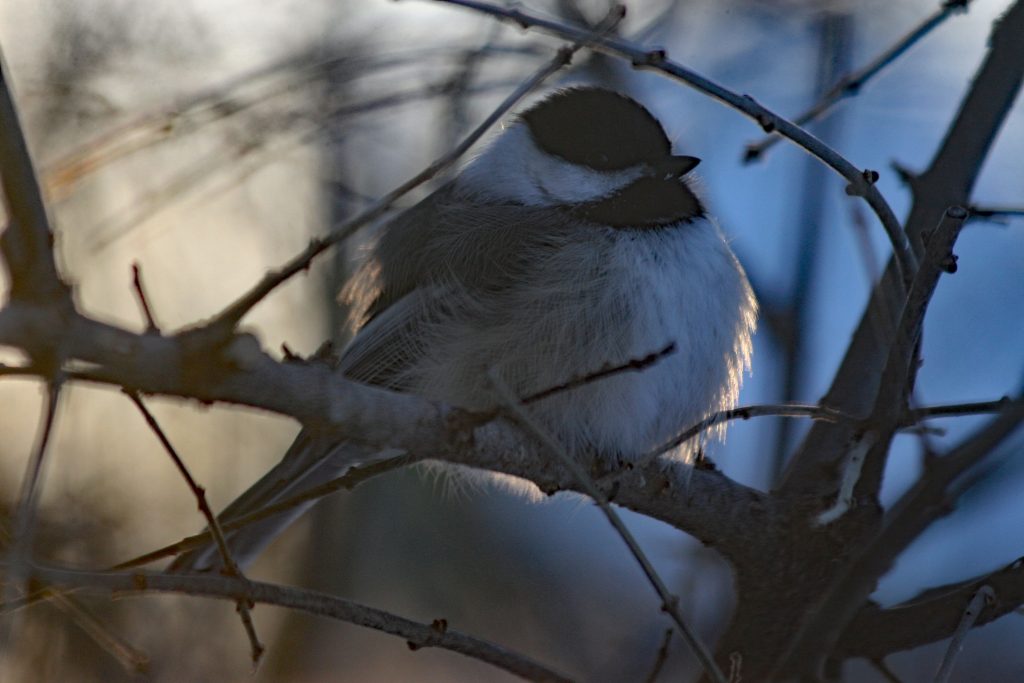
[[0, 0, 1021, 680]]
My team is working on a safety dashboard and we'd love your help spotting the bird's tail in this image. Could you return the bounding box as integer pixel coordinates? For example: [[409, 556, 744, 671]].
[[167, 431, 378, 573]]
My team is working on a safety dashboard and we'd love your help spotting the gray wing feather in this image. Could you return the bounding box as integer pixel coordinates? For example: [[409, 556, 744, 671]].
[[170, 188, 588, 571]]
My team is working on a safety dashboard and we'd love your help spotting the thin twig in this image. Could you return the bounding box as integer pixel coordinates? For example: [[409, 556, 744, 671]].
[[25, 565, 575, 683], [643, 628, 674, 683], [112, 452, 418, 571], [131, 263, 159, 333], [423, 0, 917, 289], [904, 397, 1014, 424], [88, 76, 520, 252], [778, 400, 1024, 675], [522, 343, 676, 405], [858, 206, 969, 493], [769, 13, 852, 481], [933, 585, 994, 683], [487, 370, 727, 683], [189, 6, 626, 345], [0, 364, 39, 378], [125, 391, 265, 665], [0, 381, 62, 652], [744, 0, 973, 162], [647, 403, 851, 460], [966, 205, 1024, 224]]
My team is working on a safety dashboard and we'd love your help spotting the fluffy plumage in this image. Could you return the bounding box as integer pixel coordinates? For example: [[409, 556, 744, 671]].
[[170, 88, 756, 572]]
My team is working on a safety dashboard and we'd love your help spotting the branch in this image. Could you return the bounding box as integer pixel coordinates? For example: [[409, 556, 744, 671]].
[[0, 382, 62, 652], [743, 0, 973, 162], [489, 371, 726, 683], [782, 0, 1024, 499], [933, 585, 994, 683], [0, 302, 771, 556], [0, 47, 69, 305], [422, 0, 917, 289], [126, 392, 264, 664], [904, 397, 1015, 423], [837, 556, 1024, 660], [113, 453, 417, 570], [966, 205, 1024, 224], [23, 565, 574, 683], [857, 206, 968, 494], [778, 400, 1024, 674]]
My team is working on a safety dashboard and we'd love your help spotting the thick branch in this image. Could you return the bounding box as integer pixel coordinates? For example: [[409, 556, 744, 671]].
[[778, 403, 1024, 674], [0, 48, 69, 305], [0, 302, 773, 555], [838, 556, 1024, 660]]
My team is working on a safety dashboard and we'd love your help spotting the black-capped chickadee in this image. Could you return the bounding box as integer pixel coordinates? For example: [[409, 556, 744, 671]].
[[171, 87, 756, 571]]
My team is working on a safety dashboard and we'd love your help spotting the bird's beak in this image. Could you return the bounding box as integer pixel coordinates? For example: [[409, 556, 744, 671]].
[[659, 155, 701, 178]]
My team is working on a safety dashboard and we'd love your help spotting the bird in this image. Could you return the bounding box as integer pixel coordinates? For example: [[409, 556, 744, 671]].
[[170, 86, 757, 572]]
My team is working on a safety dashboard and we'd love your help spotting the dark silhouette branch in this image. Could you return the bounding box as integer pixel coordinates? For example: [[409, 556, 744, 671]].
[[779, 400, 1024, 674], [0, 48, 69, 305], [782, 0, 1024, 501], [21, 565, 575, 683], [838, 556, 1024, 660]]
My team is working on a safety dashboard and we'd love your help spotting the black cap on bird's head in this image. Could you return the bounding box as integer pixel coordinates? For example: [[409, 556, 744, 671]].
[[519, 87, 700, 177]]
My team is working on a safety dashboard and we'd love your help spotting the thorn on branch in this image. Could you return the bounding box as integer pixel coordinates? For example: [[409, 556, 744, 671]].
[[742, 95, 777, 133], [845, 169, 880, 197], [940, 253, 958, 273], [890, 160, 918, 187], [632, 49, 667, 67], [131, 263, 160, 334]]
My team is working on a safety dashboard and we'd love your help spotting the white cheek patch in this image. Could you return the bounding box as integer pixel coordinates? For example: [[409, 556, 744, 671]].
[[458, 124, 645, 206]]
